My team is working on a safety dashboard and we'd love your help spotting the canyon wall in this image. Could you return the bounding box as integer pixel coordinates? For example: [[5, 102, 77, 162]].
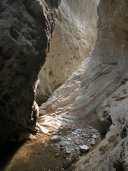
[[40, 0, 128, 170], [0, 0, 60, 143], [75, 1, 128, 170], [36, 0, 99, 104]]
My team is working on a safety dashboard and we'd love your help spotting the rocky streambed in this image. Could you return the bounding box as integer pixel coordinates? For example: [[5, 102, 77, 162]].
[[36, 114, 101, 170], [2, 113, 101, 171]]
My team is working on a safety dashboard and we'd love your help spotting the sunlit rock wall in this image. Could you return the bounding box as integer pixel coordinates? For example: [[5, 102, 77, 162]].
[[40, 0, 128, 170], [36, 0, 99, 104]]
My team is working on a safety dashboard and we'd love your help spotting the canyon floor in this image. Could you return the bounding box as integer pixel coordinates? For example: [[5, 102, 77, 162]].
[[1, 114, 101, 171]]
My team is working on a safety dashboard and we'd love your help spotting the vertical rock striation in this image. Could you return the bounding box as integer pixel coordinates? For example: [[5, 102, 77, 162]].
[[74, 0, 128, 170], [40, 0, 128, 170], [0, 0, 60, 143], [36, 0, 99, 104]]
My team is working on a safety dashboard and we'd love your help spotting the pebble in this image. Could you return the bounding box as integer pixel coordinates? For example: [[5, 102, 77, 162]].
[[37, 124, 49, 134], [65, 147, 72, 154], [75, 139, 82, 145], [60, 140, 67, 147], [79, 145, 89, 153], [46, 124, 100, 166], [92, 134, 97, 139], [71, 153, 79, 162], [63, 158, 72, 169], [90, 139, 96, 146], [29, 134, 36, 140], [82, 133, 88, 137], [75, 147, 81, 155], [51, 135, 61, 142], [67, 138, 72, 141], [91, 129, 98, 133], [96, 132, 100, 135]]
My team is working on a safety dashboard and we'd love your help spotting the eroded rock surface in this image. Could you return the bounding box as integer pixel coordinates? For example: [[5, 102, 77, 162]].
[[40, 0, 128, 170], [36, 0, 99, 104], [0, 0, 60, 143]]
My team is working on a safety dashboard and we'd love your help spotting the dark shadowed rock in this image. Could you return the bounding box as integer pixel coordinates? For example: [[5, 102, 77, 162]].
[[0, 0, 60, 143]]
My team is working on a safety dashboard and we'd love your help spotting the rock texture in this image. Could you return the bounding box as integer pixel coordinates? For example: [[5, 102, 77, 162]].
[[0, 0, 60, 143], [36, 0, 99, 104], [40, 0, 128, 170]]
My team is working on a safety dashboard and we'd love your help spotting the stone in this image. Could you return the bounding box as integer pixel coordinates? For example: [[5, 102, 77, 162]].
[[65, 147, 72, 154], [50, 135, 61, 142], [75, 147, 81, 155], [79, 145, 89, 153], [90, 129, 98, 134], [91, 134, 97, 139], [71, 153, 80, 162], [28, 134, 36, 140], [0, 0, 60, 143], [82, 133, 89, 138], [2, 0, 128, 170], [37, 123, 49, 134], [65, 150, 71, 154], [60, 141, 67, 147], [63, 158, 72, 169], [75, 139, 82, 145], [90, 139, 96, 146], [67, 138, 72, 141]]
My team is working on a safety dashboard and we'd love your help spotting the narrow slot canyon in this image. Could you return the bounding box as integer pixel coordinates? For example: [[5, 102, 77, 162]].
[[0, 0, 128, 171]]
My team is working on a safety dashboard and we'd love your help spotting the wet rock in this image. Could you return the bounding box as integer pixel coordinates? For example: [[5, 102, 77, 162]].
[[51, 135, 61, 142], [79, 145, 89, 153]]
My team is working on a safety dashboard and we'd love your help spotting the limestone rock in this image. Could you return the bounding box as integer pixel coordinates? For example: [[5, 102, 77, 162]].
[[51, 135, 61, 142], [36, 0, 99, 104], [40, 0, 128, 170], [79, 145, 89, 153], [74, 0, 128, 170], [63, 157, 72, 169], [0, 0, 60, 143]]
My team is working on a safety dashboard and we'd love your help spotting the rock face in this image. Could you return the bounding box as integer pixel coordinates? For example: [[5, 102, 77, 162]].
[[40, 0, 128, 170], [0, 0, 60, 143], [36, 0, 99, 104]]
